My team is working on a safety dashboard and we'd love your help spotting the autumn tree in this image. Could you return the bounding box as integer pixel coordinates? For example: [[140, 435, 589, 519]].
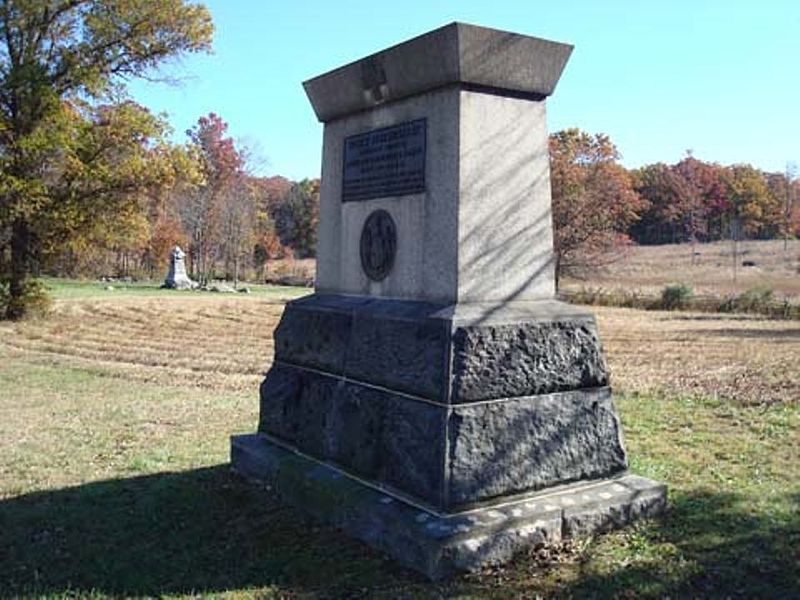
[[140, 145, 200, 277], [672, 157, 730, 242], [273, 178, 319, 258], [633, 157, 732, 259], [728, 164, 780, 238], [144, 213, 186, 277], [180, 112, 243, 283], [549, 128, 645, 286], [0, 0, 212, 318], [257, 176, 293, 214], [632, 163, 692, 244], [670, 156, 707, 252], [766, 163, 798, 252], [251, 175, 291, 279], [218, 178, 256, 286], [790, 172, 800, 240]]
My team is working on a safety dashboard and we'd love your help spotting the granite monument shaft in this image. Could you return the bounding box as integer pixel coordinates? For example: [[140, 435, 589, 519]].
[[231, 22, 666, 579]]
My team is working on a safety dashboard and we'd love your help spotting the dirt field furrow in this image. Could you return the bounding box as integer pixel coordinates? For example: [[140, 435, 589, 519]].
[[2, 294, 797, 406]]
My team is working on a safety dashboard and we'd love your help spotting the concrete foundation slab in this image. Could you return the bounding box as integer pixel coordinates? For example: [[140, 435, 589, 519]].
[[231, 433, 666, 580]]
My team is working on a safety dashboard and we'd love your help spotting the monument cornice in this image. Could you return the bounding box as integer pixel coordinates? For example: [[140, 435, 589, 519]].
[[303, 22, 573, 123]]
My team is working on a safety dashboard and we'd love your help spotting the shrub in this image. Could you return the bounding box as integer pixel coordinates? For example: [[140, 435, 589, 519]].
[[718, 295, 738, 313], [0, 278, 53, 320], [735, 286, 774, 313], [568, 287, 604, 306], [661, 283, 693, 310], [563, 283, 798, 320]]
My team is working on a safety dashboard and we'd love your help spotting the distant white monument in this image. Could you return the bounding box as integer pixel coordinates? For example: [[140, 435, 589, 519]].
[[162, 246, 197, 290]]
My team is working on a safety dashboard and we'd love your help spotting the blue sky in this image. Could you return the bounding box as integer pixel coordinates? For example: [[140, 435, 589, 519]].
[[129, 1, 800, 181]]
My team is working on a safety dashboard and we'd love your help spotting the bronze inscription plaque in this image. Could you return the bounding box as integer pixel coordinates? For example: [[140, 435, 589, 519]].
[[342, 119, 426, 202]]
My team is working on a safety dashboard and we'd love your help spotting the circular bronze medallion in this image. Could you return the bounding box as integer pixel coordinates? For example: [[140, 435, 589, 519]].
[[360, 209, 397, 281]]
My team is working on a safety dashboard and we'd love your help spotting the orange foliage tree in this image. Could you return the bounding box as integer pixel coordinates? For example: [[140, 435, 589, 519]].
[[549, 128, 646, 286], [180, 113, 244, 283]]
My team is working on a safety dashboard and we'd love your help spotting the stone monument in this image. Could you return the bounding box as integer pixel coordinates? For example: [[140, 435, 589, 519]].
[[162, 246, 197, 290], [231, 22, 666, 579]]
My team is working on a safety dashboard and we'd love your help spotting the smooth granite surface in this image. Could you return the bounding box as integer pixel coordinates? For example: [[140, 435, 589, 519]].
[[303, 22, 573, 123]]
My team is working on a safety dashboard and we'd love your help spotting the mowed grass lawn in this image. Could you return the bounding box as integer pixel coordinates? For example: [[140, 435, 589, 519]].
[[0, 281, 798, 598]]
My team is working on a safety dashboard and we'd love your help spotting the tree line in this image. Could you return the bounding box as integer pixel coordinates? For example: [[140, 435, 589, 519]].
[[65, 110, 320, 287], [550, 128, 799, 282], [1, 2, 797, 319], [0, 0, 320, 318], [0, 0, 213, 318]]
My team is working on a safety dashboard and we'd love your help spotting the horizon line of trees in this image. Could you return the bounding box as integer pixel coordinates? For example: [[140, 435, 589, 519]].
[[81, 110, 321, 288], [3, 120, 798, 295], [0, 1, 795, 319], [549, 128, 799, 284], [631, 155, 798, 246]]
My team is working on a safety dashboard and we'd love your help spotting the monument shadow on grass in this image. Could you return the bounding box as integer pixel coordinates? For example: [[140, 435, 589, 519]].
[[0, 466, 423, 597], [1, 468, 797, 597]]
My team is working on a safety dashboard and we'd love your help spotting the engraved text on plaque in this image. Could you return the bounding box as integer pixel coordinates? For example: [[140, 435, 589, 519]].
[[342, 119, 426, 202]]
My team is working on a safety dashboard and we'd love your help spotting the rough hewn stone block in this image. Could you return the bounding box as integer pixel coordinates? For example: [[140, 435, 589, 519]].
[[326, 383, 384, 477], [450, 318, 608, 403], [380, 390, 444, 503], [268, 295, 610, 404], [257, 363, 303, 442], [446, 388, 627, 506], [260, 364, 627, 511], [346, 309, 448, 399], [258, 364, 446, 508], [273, 301, 353, 374]]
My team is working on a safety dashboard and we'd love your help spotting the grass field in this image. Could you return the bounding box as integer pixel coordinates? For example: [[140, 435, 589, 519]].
[[0, 285, 798, 598], [266, 240, 800, 305], [563, 239, 800, 303]]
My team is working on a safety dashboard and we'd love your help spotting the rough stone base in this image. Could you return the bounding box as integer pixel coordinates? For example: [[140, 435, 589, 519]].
[[259, 294, 627, 512], [231, 433, 667, 580]]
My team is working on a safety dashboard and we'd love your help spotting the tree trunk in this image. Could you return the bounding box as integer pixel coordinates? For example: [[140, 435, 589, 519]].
[[731, 216, 739, 284], [554, 254, 561, 294], [7, 219, 30, 320]]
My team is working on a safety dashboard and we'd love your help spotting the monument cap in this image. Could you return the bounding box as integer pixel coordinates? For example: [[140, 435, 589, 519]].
[[303, 22, 574, 122]]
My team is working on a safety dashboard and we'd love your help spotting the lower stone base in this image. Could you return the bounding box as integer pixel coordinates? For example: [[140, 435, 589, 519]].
[[231, 433, 667, 580]]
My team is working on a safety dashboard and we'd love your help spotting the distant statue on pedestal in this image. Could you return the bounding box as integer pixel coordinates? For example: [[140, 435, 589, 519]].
[[162, 246, 198, 290]]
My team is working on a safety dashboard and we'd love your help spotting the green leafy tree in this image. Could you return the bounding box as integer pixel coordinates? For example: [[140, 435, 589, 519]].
[[0, 0, 212, 319], [38, 101, 188, 276]]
